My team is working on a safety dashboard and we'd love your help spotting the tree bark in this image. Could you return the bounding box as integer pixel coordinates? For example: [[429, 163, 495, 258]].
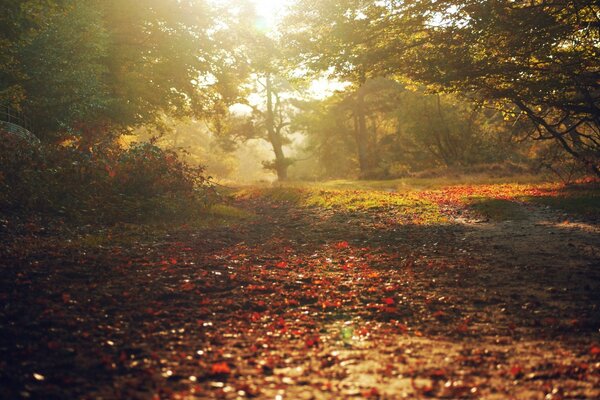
[[266, 73, 288, 181], [355, 72, 372, 178]]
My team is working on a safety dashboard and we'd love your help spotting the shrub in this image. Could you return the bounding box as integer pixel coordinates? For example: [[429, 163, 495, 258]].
[[0, 130, 216, 224]]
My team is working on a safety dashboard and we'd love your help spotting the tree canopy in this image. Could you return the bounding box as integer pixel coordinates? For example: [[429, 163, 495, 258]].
[[286, 0, 600, 175], [1, 0, 249, 143]]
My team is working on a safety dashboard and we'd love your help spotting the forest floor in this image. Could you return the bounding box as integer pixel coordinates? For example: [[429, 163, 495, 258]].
[[1, 181, 599, 399]]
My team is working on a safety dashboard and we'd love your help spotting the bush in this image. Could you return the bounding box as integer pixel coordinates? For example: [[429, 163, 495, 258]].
[[0, 130, 216, 224]]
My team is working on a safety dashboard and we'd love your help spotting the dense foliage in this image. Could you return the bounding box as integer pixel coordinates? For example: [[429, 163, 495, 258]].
[[1, 0, 245, 143], [286, 0, 600, 176], [293, 78, 532, 179], [0, 131, 215, 223]]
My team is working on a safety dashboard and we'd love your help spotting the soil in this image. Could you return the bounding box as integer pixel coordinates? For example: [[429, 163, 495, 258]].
[[0, 192, 599, 399]]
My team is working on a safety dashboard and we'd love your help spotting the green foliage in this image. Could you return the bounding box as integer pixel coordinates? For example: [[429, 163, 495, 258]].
[[20, 0, 110, 137], [294, 78, 530, 179], [0, 130, 216, 224], [526, 185, 600, 220], [3, 0, 248, 143], [286, 0, 600, 176]]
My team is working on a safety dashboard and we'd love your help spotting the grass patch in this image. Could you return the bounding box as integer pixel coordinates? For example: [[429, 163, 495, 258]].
[[234, 187, 305, 204], [305, 189, 446, 224], [235, 185, 446, 224], [467, 198, 528, 221], [313, 174, 550, 191], [67, 203, 254, 250], [207, 204, 255, 220], [526, 192, 600, 220]]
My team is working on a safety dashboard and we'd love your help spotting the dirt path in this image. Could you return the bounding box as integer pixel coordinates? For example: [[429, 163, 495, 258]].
[[0, 193, 599, 399]]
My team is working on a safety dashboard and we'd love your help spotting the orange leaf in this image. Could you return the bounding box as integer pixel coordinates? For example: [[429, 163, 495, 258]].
[[335, 241, 349, 249], [210, 362, 231, 375]]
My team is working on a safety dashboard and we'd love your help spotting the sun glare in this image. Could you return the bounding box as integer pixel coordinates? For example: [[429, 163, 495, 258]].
[[210, 0, 292, 33]]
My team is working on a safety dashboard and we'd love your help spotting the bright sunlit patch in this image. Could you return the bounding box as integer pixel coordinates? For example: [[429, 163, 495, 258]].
[[308, 78, 351, 100], [211, 0, 292, 33]]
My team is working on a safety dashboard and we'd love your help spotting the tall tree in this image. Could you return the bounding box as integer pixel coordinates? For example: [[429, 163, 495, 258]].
[[213, 73, 297, 181], [211, 5, 300, 182], [285, 0, 388, 177]]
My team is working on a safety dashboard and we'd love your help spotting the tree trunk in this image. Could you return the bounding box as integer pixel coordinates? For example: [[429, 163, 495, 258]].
[[355, 74, 372, 178], [266, 73, 288, 181]]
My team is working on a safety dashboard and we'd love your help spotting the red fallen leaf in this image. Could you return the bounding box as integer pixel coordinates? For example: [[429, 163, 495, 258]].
[[430, 368, 447, 379], [394, 322, 408, 334], [456, 323, 469, 334], [590, 345, 600, 356], [335, 241, 349, 249], [382, 297, 394, 305], [305, 336, 320, 348], [210, 362, 231, 375], [275, 261, 287, 268], [181, 282, 195, 291], [321, 300, 342, 309], [432, 310, 446, 318], [146, 307, 158, 315], [569, 318, 582, 328], [509, 365, 523, 378], [276, 317, 286, 328], [285, 298, 299, 306], [250, 312, 261, 322], [62, 293, 71, 303], [170, 258, 178, 265], [362, 388, 379, 398]]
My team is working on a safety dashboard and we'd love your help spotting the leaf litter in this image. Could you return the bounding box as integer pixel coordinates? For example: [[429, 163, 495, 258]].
[[0, 186, 599, 399]]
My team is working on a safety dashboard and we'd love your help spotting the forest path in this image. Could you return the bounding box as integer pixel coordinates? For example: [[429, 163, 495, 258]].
[[0, 190, 599, 399]]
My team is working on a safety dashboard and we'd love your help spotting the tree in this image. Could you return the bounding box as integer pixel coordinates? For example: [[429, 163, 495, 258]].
[[294, 78, 527, 178], [20, 0, 110, 141], [210, 6, 301, 182], [284, 0, 392, 178], [2, 0, 247, 144], [214, 73, 298, 181], [286, 0, 600, 175]]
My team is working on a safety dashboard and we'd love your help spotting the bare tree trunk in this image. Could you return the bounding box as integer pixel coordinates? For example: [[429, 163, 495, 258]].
[[266, 73, 288, 181]]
